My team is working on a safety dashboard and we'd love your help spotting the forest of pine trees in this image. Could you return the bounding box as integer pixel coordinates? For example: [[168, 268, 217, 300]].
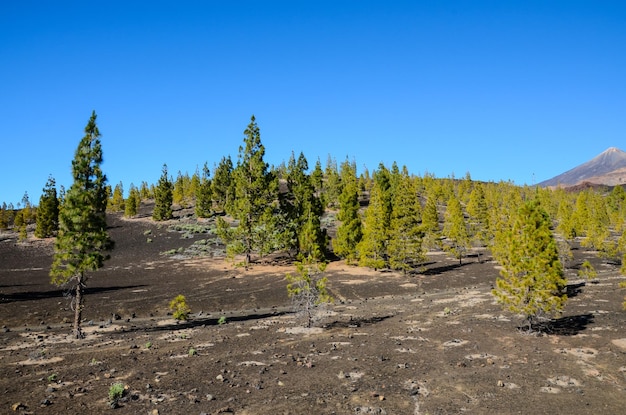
[[3, 114, 626, 316]]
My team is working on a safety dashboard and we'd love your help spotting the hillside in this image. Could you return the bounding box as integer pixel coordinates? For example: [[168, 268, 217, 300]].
[[1, 210, 626, 414]]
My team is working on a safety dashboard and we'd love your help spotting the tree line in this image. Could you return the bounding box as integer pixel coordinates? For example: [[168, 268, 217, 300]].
[[2, 113, 626, 335]]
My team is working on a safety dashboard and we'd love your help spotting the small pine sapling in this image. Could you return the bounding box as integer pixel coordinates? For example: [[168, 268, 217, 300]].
[[169, 295, 191, 321], [286, 256, 333, 328], [108, 382, 126, 408]]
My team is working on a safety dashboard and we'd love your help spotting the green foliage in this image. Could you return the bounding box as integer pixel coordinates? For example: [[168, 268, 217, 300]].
[[153, 164, 173, 221], [50, 111, 113, 339], [188, 347, 197, 356], [35, 176, 60, 238], [466, 183, 490, 245], [279, 152, 326, 260], [212, 155, 234, 213], [139, 181, 153, 200], [108, 382, 126, 407], [421, 193, 441, 250], [0, 202, 11, 230], [388, 169, 425, 272], [225, 115, 279, 266], [358, 178, 388, 269], [169, 294, 191, 320], [286, 257, 332, 327], [173, 170, 193, 208], [333, 159, 362, 263], [195, 163, 213, 218], [323, 155, 342, 209], [108, 182, 125, 212], [578, 260, 598, 281], [442, 195, 471, 264], [492, 200, 567, 330], [217, 316, 227, 325], [124, 184, 141, 217]]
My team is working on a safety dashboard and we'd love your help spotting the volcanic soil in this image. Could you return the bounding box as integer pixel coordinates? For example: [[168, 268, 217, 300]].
[[1, 208, 626, 414]]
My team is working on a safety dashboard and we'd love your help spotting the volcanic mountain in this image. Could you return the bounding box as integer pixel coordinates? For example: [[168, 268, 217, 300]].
[[539, 147, 626, 188]]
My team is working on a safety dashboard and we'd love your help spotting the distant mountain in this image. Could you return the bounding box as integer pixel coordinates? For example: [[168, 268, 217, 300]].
[[539, 147, 626, 188]]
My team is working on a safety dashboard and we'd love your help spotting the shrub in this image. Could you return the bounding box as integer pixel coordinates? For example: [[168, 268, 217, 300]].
[[108, 382, 126, 408], [217, 316, 227, 325], [578, 260, 597, 280], [188, 347, 197, 356], [169, 295, 191, 321], [286, 258, 333, 328]]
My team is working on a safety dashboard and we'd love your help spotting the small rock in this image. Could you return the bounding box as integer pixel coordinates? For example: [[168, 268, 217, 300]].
[[11, 402, 27, 411], [497, 380, 505, 387], [206, 394, 215, 401], [40, 399, 52, 407]]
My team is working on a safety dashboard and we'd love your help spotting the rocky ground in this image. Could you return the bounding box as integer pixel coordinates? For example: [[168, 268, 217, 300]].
[[1, 209, 626, 414]]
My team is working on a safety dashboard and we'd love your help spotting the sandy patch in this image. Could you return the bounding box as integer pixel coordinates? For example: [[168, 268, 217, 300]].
[[540, 386, 561, 394], [338, 279, 367, 285], [281, 327, 323, 335], [548, 375, 581, 387], [15, 356, 64, 365], [611, 338, 626, 350], [554, 347, 598, 359], [442, 339, 469, 347]]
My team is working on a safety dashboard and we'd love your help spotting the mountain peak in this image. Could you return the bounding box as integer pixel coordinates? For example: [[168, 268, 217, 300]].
[[539, 147, 626, 188]]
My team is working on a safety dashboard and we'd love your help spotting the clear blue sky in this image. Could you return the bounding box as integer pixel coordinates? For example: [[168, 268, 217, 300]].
[[1, 1, 625, 206]]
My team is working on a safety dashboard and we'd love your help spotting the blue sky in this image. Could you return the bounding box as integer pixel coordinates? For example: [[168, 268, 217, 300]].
[[1, 1, 625, 206]]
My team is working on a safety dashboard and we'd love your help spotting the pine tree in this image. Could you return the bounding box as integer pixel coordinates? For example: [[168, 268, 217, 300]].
[[15, 192, 33, 241], [195, 163, 213, 218], [0, 202, 9, 230], [492, 200, 566, 331], [222, 115, 278, 266], [421, 193, 441, 249], [153, 164, 173, 221], [139, 181, 152, 200], [442, 195, 471, 264], [310, 158, 324, 197], [35, 176, 60, 238], [173, 171, 192, 208], [358, 176, 388, 269], [323, 155, 342, 209], [50, 111, 113, 338], [108, 182, 125, 212], [333, 159, 362, 263], [212, 155, 234, 213], [279, 152, 326, 259], [388, 169, 425, 273], [466, 182, 490, 246], [124, 184, 141, 217]]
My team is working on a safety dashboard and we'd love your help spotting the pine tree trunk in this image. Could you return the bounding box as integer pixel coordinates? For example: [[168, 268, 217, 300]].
[[74, 273, 84, 339]]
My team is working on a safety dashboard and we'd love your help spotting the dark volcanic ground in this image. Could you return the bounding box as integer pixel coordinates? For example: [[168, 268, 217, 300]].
[[1, 210, 626, 414]]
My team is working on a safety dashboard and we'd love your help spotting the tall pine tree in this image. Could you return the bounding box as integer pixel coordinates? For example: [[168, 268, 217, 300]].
[[388, 168, 424, 272], [221, 115, 278, 266], [492, 200, 566, 331], [333, 159, 362, 263], [50, 111, 113, 338]]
